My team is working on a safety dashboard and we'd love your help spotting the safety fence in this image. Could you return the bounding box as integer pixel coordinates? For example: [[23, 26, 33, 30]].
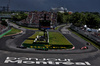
[[70, 25, 100, 46]]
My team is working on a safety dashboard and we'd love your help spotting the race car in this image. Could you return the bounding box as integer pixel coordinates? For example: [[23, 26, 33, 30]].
[[81, 46, 88, 50]]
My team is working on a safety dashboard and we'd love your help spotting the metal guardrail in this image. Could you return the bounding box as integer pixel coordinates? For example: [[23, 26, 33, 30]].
[[70, 26, 100, 45]]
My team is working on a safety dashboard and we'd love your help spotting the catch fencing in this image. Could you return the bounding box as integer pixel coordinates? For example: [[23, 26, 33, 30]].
[[70, 25, 100, 45]]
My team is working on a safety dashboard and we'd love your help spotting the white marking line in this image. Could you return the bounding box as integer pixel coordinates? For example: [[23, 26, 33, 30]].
[[4, 57, 91, 65], [85, 62, 91, 65]]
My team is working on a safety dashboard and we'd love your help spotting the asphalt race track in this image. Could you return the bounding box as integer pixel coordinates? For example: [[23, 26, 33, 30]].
[[0, 30, 35, 52], [0, 23, 100, 66]]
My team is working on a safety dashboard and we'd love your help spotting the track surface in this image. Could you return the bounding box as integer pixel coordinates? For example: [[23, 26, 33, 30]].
[[0, 23, 100, 66]]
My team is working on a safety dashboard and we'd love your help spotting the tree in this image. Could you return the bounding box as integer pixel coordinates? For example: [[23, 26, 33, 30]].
[[57, 12, 64, 24], [12, 12, 28, 21], [57, 11, 100, 29], [85, 13, 100, 29], [1, 20, 8, 26], [70, 12, 85, 27]]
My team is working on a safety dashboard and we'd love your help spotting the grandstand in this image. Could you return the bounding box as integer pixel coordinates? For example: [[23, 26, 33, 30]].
[[16, 11, 57, 28]]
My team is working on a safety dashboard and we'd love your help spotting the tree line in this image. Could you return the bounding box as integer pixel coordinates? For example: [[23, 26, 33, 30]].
[[11, 11, 28, 21], [57, 12, 100, 29]]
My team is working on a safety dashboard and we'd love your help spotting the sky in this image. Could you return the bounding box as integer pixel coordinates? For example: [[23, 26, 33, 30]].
[[0, 0, 100, 12]]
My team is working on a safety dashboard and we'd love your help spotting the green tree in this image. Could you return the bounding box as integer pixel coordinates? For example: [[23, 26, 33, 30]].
[[1, 20, 8, 26], [57, 12, 64, 24], [71, 12, 85, 27], [85, 13, 100, 29], [12, 12, 28, 21]]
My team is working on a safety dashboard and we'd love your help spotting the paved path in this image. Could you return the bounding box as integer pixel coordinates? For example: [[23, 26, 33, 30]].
[[0, 49, 100, 66], [61, 26, 86, 49], [60, 26, 97, 51]]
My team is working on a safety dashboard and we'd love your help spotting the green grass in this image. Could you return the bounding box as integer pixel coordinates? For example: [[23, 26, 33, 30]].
[[29, 32, 43, 38], [11, 22, 38, 30], [24, 40, 34, 44], [20, 26, 38, 30], [4, 28, 21, 36], [23, 31, 73, 49], [23, 31, 72, 45], [49, 32, 72, 45], [0, 29, 11, 38], [69, 28, 100, 49], [55, 24, 66, 30], [23, 31, 44, 44]]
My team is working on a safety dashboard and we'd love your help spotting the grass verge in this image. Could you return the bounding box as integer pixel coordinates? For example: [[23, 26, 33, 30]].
[[0, 29, 11, 38], [19, 26, 38, 30], [11, 22, 38, 30], [23, 31, 72, 45], [4, 28, 21, 36], [23, 32, 44, 44], [49, 32, 72, 45], [55, 24, 66, 30], [69, 28, 100, 49]]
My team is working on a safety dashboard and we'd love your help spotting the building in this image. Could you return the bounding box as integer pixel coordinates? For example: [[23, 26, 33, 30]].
[[50, 7, 68, 13], [68, 11, 73, 15]]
